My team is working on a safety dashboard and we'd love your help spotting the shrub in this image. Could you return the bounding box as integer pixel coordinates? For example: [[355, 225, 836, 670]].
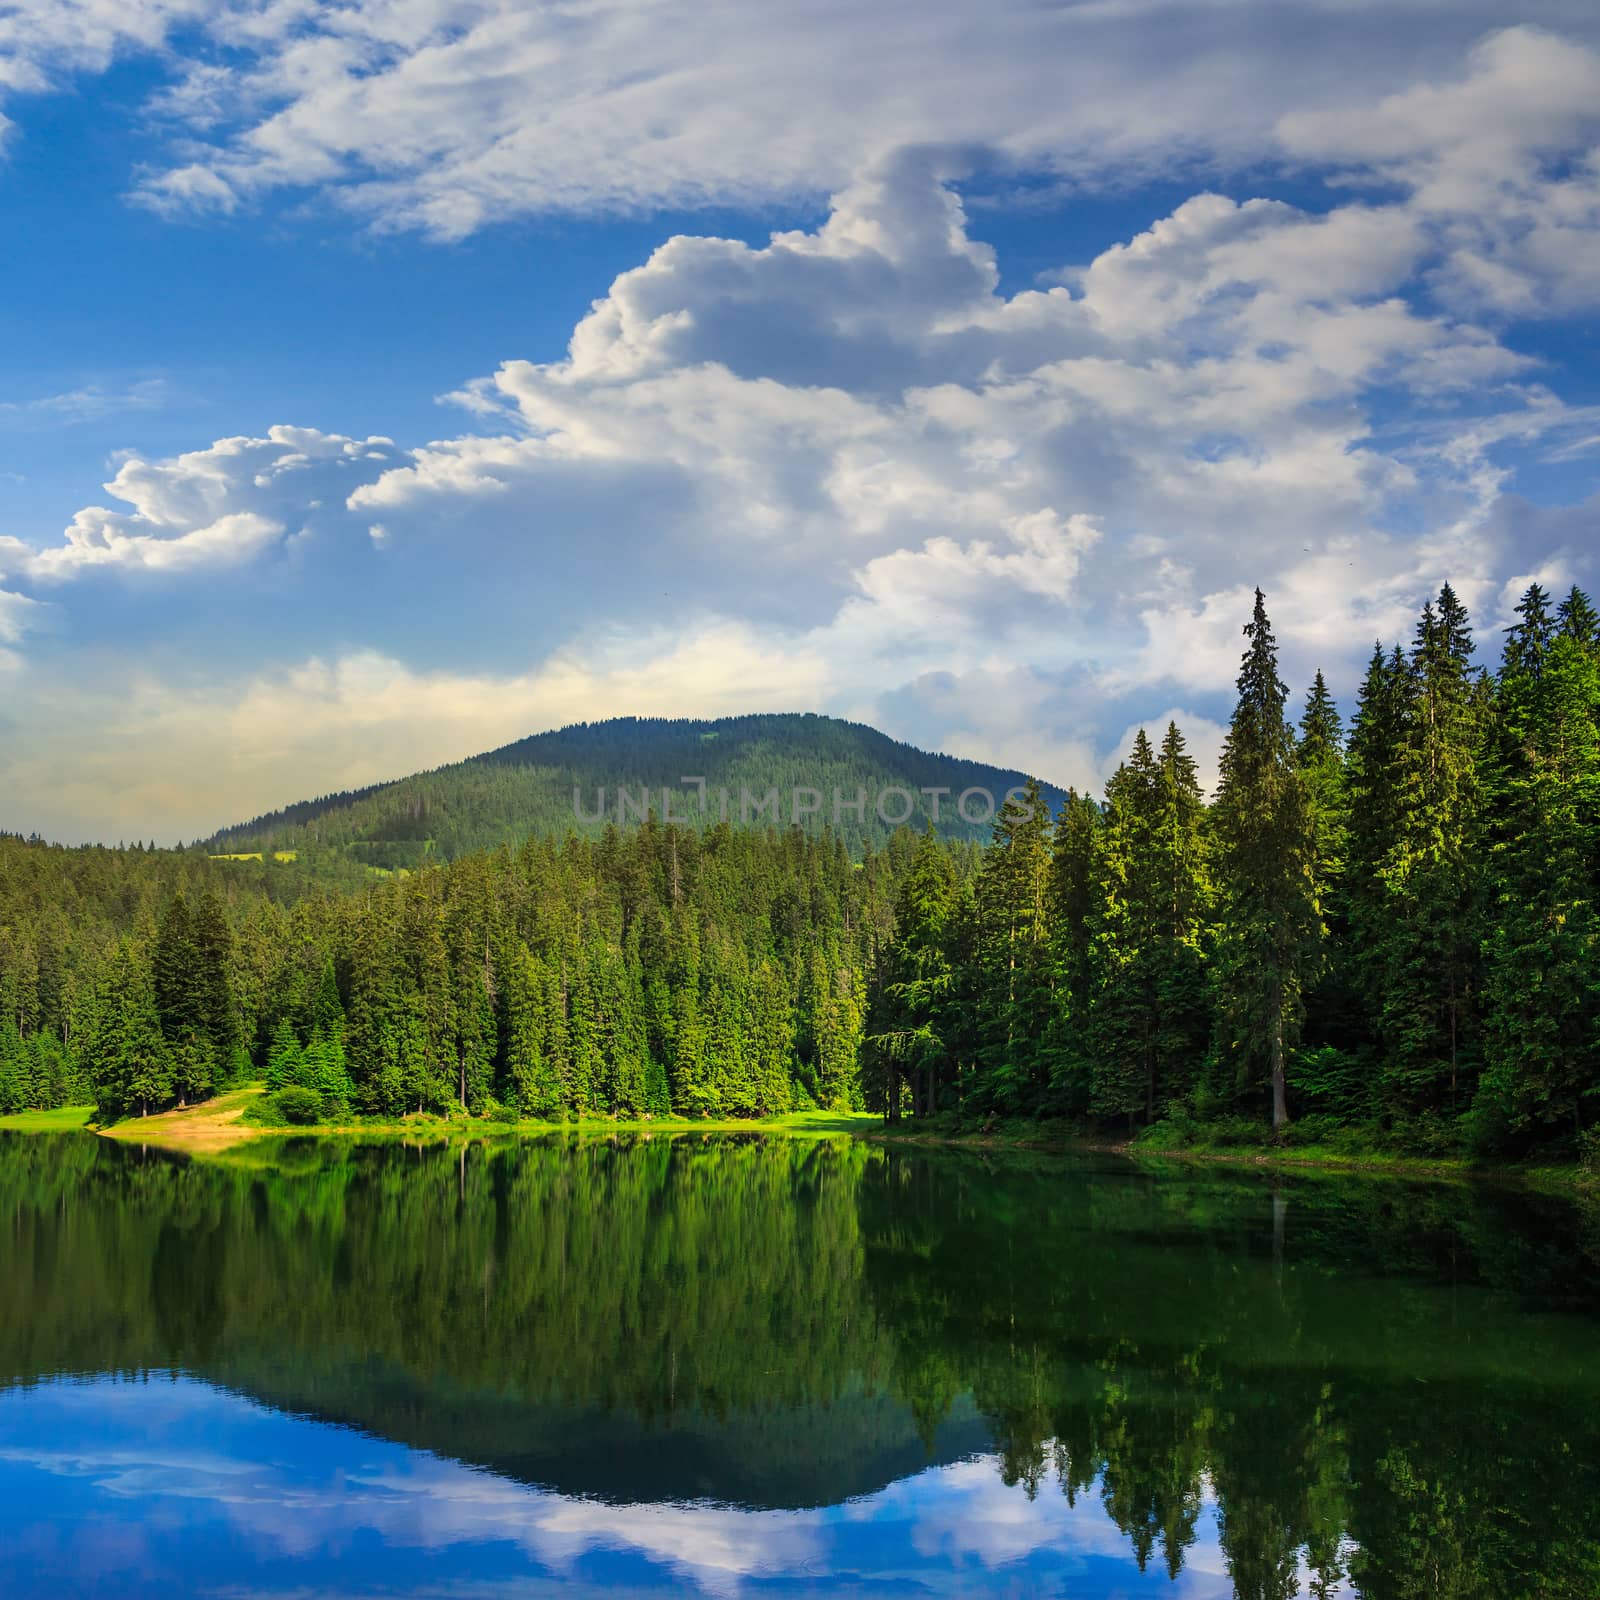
[[1133, 1115, 1197, 1151], [272, 1086, 322, 1126], [1579, 1127, 1600, 1177]]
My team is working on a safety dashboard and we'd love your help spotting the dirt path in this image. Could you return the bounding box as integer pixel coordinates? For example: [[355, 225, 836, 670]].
[[98, 1086, 264, 1152]]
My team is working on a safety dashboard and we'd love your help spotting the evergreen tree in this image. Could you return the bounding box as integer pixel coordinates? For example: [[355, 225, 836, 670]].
[[88, 940, 173, 1119], [867, 830, 957, 1121], [153, 890, 201, 1046], [1379, 585, 1484, 1116], [1478, 587, 1600, 1147], [192, 889, 239, 1061], [972, 778, 1053, 1113], [1212, 590, 1319, 1130], [1042, 790, 1099, 1114]]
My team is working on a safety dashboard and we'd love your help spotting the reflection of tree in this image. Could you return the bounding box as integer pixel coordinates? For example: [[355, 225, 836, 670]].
[[2, 1132, 1599, 1593], [856, 1145, 1600, 1599]]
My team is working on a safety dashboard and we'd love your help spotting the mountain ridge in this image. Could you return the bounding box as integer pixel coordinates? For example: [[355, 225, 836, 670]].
[[206, 712, 1069, 865]]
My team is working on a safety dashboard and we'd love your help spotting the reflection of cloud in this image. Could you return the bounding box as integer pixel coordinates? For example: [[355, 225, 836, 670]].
[[0, 1376, 1253, 1597]]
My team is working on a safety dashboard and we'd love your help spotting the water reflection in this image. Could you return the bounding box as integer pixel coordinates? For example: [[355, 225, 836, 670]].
[[1, 1131, 1597, 1597], [0, 1377, 1240, 1597]]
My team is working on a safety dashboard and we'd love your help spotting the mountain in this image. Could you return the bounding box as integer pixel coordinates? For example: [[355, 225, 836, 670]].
[[206, 713, 1067, 866]]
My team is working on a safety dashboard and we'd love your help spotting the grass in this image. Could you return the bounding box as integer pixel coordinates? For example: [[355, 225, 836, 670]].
[[0, 1104, 96, 1133], [89, 1086, 878, 1155]]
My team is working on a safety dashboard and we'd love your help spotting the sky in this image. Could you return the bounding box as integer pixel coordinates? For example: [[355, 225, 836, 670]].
[[1, 3, 1598, 844]]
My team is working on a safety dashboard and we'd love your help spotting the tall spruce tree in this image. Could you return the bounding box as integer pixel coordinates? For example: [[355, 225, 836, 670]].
[[1379, 586, 1484, 1115], [868, 829, 958, 1121], [1211, 590, 1319, 1131], [1042, 789, 1100, 1114], [973, 778, 1053, 1114], [1479, 585, 1600, 1147], [1087, 737, 1161, 1126]]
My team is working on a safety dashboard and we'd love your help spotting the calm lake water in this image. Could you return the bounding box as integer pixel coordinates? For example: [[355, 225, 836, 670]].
[[1, 1132, 1597, 1598]]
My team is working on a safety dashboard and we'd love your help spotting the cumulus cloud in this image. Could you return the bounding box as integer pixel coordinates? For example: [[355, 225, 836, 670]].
[[0, 426, 397, 583], [1279, 28, 1600, 315], [340, 141, 1587, 697]]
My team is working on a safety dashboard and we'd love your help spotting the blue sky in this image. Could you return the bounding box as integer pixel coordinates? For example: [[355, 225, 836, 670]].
[[1, 4, 1598, 842]]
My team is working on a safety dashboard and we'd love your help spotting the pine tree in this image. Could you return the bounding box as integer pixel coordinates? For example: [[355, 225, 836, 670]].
[[1558, 584, 1599, 647], [1379, 585, 1484, 1116], [1149, 722, 1213, 1114], [867, 830, 957, 1120], [1042, 790, 1100, 1113], [192, 889, 239, 1062], [153, 890, 201, 1047], [1087, 739, 1159, 1126], [748, 959, 795, 1116], [1478, 587, 1600, 1147], [973, 778, 1053, 1113], [266, 1016, 302, 1091], [89, 940, 173, 1120], [1212, 590, 1319, 1131], [312, 955, 345, 1037], [502, 945, 563, 1116]]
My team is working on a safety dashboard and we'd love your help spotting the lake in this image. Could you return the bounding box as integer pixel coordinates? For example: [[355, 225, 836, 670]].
[[1, 1131, 1597, 1598]]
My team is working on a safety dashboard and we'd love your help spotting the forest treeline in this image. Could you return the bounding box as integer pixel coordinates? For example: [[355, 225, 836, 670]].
[[1, 581, 1596, 1157], [869, 581, 1600, 1159], [0, 817, 913, 1122]]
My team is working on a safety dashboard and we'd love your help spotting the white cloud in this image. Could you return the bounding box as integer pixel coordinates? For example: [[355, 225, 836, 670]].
[[0, 586, 41, 644], [0, 586, 44, 672], [339, 144, 1582, 698], [1281, 28, 1600, 315], [0, 379, 168, 423], [2, 6, 1560, 240], [0, 426, 397, 583]]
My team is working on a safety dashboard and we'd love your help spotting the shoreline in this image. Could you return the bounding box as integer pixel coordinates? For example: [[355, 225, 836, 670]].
[[2, 1096, 1592, 1192], [862, 1121, 1592, 1192], [0, 1093, 878, 1155]]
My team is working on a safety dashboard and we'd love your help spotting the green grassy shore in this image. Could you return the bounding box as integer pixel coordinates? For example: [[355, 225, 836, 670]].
[[4, 1092, 1593, 1194]]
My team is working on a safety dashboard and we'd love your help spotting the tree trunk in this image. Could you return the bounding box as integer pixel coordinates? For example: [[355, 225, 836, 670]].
[[1270, 1010, 1288, 1133]]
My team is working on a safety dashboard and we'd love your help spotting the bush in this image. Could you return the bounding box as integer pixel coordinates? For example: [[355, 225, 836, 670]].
[[1579, 1127, 1600, 1177], [1277, 1112, 1354, 1149], [272, 1086, 322, 1126], [1133, 1114, 1198, 1151]]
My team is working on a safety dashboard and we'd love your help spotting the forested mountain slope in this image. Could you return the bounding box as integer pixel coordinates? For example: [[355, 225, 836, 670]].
[[205, 713, 1067, 866]]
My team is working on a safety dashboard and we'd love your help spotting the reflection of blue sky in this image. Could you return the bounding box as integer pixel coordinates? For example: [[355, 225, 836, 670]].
[[0, 1376, 1240, 1598]]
